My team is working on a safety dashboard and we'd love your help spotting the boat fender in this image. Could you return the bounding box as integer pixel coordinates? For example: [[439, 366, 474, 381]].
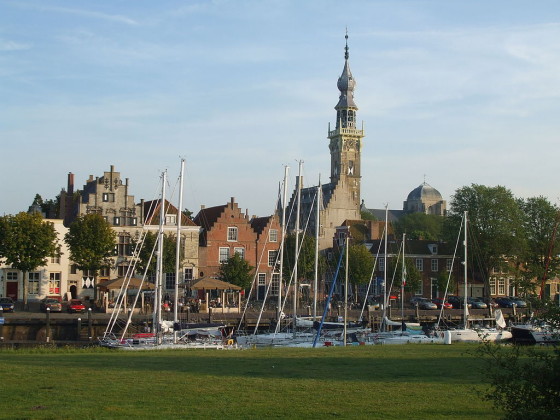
[[226, 339, 234, 346]]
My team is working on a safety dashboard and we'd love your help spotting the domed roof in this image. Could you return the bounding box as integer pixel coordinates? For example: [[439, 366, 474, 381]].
[[407, 182, 443, 201]]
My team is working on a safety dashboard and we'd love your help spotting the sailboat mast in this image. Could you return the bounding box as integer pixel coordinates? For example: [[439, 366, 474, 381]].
[[278, 165, 289, 321], [293, 160, 303, 338], [343, 232, 349, 346], [382, 204, 388, 331], [173, 159, 185, 340], [401, 233, 406, 322], [154, 171, 167, 336], [313, 178, 321, 319], [463, 211, 468, 327]]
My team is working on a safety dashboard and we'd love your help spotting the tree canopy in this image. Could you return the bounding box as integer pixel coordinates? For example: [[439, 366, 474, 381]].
[[393, 212, 444, 240], [218, 252, 254, 289], [0, 212, 59, 305], [134, 231, 183, 277], [518, 196, 560, 296], [445, 184, 526, 297], [65, 214, 116, 300], [282, 233, 321, 283]]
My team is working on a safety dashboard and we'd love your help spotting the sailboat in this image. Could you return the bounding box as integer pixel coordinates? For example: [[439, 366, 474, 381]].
[[100, 164, 232, 350], [446, 211, 512, 343], [367, 234, 446, 345]]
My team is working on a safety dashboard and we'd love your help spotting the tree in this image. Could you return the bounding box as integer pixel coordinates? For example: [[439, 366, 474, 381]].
[[445, 184, 526, 297], [134, 231, 183, 277], [476, 303, 560, 419], [394, 212, 444, 240], [519, 197, 560, 298], [0, 212, 59, 307], [345, 244, 375, 301], [218, 253, 254, 289], [387, 257, 422, 295], [282, 233, 317, 284], [65, 214, 116, 301]]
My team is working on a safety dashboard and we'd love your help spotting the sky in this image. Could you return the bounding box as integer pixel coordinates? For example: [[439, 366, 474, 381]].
[[1, 0, 560, 218]]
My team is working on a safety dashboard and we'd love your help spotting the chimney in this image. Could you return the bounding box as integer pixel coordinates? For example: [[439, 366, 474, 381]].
[[67, 172, 74, 194], [230, 197, 235, 207], [200, 205, 205, 210]]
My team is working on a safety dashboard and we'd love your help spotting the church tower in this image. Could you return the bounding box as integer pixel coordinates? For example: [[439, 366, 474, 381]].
[[328, 33, 364, 207], [285, 33, 365, 251]]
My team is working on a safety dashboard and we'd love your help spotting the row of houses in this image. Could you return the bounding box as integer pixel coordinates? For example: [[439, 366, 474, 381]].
[[0, 165, 281, 304]]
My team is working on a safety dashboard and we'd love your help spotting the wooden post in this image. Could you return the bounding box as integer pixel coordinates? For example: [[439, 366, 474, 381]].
[[77, 317, 82, 341], [45, 308, 51, 343], [87, 308, 93, 341]]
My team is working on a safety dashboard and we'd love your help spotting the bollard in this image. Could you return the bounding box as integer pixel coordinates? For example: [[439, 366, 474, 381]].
[[0, 306, 4, 342], [77, 318, 82, 341], [46, 307, 51, 343], [208, 307, 212, 323], [87, 308, 93, 341]]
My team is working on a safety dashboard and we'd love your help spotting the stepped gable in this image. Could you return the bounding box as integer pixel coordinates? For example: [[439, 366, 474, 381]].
[[193, 204, 227, 231], [250, 216, 271, 236]]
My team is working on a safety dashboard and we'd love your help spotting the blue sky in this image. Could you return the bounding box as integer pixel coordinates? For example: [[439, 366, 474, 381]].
[[2, 0, 559, 217]]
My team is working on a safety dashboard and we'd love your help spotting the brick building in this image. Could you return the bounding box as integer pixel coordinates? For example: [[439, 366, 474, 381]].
[[194, 198, 282, 296]]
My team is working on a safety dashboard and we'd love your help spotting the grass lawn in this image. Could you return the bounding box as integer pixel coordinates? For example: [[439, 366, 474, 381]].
[[0, 343, 501, 419]]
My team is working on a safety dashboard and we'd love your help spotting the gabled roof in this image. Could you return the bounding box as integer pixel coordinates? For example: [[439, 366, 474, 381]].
[[193, 204, 227, 230], [250, 216, 272, 235], [143, 199, 197, 226]]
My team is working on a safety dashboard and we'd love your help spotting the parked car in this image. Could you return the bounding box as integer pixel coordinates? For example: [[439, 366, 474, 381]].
[[508, 296, 527, 308], [40, 297, 62, 312], [495, 296, 522, 308], [467, 297, 488, 309], [67, 299, 86, 313], [482, 297, 499, 308], [410, 297, 437, 310], [431, 298, 452, 309], [447, 295, 472, 309], [0, 297, 15, 312]]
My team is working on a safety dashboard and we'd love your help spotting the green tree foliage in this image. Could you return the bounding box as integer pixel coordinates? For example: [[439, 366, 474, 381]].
[[342, 244, 375, 301], [282, 233, 318, 283], [0, 212, 59, 306], [65, 214, 116, 300], [476, 303, 560, 419], [30, 194, 60, 218], [387, 257, 422, 294], [218, 252, 254, 289], [394, 212, 444, 240], [518, 197, 560, 296], [133, 231, 183, 277], [445, 184, 526, 296], [360, 210, 377, 221]]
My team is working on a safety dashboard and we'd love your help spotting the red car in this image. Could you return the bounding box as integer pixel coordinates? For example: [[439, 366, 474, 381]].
[[67, 299, 86, 313], [432, 298, 452, 309]]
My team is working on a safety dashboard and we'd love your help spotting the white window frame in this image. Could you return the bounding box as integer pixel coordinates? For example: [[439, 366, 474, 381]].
[[431, 259, 438, 272], [415, 258, 424, 272], [227, 227, 238, 242], [28, 272, 40, 295], [269, 229, 278, 242], [446, 258, 453, 272], [489, 277, 497, 295], [271, 273, 280, 297], [234, 247, 245, 259], [498, 277, 506, 295], [258, 273, 266, 286], [268, 250, 278, 267], [378, 257, 385, 272], [219, 247, 230, 263], [49, 272, 61, 295]]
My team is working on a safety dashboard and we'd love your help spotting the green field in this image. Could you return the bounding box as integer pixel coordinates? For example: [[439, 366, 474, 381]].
[[0, 344, 501, 419]]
